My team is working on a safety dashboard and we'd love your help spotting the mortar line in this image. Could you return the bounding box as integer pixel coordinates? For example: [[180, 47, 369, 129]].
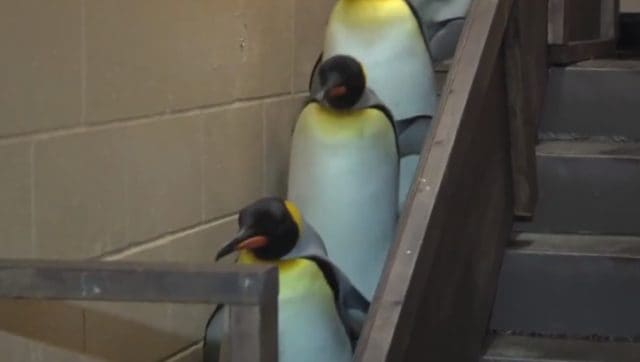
[[162, 342, 202, 361], [80, 0, 87, 124], [99, 214, 236, 261], [0, 91, 309, 146], [29, 141, 36, 256]]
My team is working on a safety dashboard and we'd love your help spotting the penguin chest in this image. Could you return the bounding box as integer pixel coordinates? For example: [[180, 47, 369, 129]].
[[324, 0, 437, 120], [277, 259, 352, 362], [288, 104, 399, 299]]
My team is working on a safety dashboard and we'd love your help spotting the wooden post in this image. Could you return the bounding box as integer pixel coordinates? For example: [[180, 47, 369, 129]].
[[504, 0, 548, 218], [548, 0, 620, 64]]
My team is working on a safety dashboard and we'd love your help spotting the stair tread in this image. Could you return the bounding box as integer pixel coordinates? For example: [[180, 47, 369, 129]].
[[537, 141, 640, 159], [571, 58, 640, 70], [510, 233, 640, 259], [483, 335, 640, 361]]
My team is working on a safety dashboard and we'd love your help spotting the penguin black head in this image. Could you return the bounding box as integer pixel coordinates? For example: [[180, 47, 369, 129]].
[[216, 197, 302, 261], [317, 55, 366, 110]]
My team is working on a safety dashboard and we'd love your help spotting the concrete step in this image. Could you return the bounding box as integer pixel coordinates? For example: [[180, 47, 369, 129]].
[[482, 335, 640, 362], [515, 141, 640, 235], [540, 59, 640, 140], [489, 232, 640, 337]]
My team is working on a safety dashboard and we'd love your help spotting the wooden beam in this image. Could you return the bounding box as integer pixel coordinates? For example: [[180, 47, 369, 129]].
[[0, 259, 279, 362], [601, 0, 620, 39], [504, 0, 548, 218], [548, 0, 568, 44], [0, 259, 277, 305], [549, 39, 616, 64], [354, 0, 514, 360]]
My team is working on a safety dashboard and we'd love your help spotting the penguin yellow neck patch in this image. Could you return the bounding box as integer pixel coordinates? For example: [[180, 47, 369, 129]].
[[237, 251, 328, 299], [298, 103, 392, 142], [284, 200, 303, 234], [336, 0, 412, 24]]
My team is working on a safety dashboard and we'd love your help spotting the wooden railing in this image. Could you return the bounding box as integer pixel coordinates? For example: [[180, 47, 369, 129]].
[[549, 0, 619, 64], [0, 260, 278, 362], [354, 0, 547, 360], [0, 2, 619, 361]]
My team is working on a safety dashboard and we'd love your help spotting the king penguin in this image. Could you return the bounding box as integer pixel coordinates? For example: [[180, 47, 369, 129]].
[[289, 55, 398, 300], [410, 0, 470, 62], [310, 0, 439, 214], [203, 197, 369, 362]]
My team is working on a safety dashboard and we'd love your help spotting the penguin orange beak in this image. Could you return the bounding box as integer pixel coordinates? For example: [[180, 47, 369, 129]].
[[216, 230, 269, 260], [328, 85, 347, 98]]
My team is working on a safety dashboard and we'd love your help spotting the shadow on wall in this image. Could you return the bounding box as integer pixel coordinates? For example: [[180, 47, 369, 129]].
[[0, 300, 206, 361]]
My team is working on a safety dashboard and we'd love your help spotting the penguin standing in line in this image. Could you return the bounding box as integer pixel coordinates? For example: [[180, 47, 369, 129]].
[[203, 197, 369, 362], [310, 0, 439, 211], [289, 55, 398, 300], [410, 0, 471, 62]]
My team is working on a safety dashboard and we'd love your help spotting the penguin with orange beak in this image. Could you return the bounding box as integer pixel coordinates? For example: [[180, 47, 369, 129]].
[[203, 197, 369, 362]]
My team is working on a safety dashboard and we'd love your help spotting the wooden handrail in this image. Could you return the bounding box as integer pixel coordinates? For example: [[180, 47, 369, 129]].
[[0, 260, 278, 362], [548, 0, 619, 64], [355, 0, 547, 360]]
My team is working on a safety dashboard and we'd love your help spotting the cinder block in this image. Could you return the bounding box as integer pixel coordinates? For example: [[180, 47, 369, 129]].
[[123, 116, 202, 243], [0, 141, 32, 257], [165, 344, 202, 362], [85, 0, 295, 124], [85, 0, 241, 123], [83, 217, 236, 362], [0, 330, 99, 362], [235, 0, 295, 98], [203, 104, 265, 219], [293, 0, 335, 92], [622, 0, 640, 12], [263, 95, 307, 197], [34, 127, 128, 258], [0, 300, 85, 358], [0, 0, 81, 136]]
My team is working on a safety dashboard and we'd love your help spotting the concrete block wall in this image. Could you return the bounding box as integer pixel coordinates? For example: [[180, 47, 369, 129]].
[[623, 0, 640, 12], [0, 0, 334, 360]]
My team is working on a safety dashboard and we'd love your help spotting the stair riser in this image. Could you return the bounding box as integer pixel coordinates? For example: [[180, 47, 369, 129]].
[[482, 335, 640, 362], [540, 66, 640, 140], [490, 250, 640, 337], [515, 153, 640, 234]]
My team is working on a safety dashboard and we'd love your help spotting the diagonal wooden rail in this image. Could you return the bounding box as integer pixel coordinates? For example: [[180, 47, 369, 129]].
[[0, 260, 278, 362], [355, 0, 547, 360]]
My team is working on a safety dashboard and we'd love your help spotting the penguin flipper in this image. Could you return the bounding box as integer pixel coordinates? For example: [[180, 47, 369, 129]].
[[307, 256, 370, 347], [396, 115, 433, 157], [429, 17, 466, 63], [203, 304, 228, 362], [404, 0, 434, 55], [308, 53, 323, 95]]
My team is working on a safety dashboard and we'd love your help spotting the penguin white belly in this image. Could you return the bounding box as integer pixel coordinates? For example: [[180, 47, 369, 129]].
[[288, 104, 398, 299], [240, 254, 353, 362], [278, 284, 352, 362], [324, 1, 437, 121]]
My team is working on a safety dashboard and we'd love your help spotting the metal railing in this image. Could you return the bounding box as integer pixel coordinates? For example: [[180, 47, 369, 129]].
[[0, 259, 278, 362]]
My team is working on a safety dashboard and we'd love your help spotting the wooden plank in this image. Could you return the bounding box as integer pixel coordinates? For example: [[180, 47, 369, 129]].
[[354, 0, 514, 360], [565, 0, 603, 42], [504, 0, 547, 218], [601, 0, 620, 39], [549, 0, 619, 45], [549, 39, 616, 64], [548, 0, 568, 44], [229, 298, 278, 362], [0, 259, 278, 305]]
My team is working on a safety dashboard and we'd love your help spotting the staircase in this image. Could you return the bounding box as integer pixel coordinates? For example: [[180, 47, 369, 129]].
[[482, 13, 640, 362]]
